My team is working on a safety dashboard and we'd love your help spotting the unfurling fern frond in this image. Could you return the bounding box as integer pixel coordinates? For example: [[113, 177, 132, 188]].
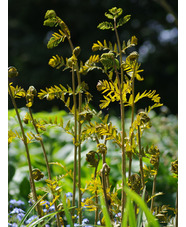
[[148, 103, 163, 113], [97, 79, 132, 109], [48, 55, 65, 69], [134, 90, 161, 104], [92, 40, 119, 54], [47, 30, 66, 49], [100, 52, 119, 70], [8, 83, 26, 99], [97, 122, 121, 147], [122, 36, 138, 53], [43, 10, 58, 27], [44, 10, 70, 37], [97, 79, 120, 109], [8, 130, 20, 144], [97, 21, 114, 30], [125, 90, 162, 108], [122, 56, 144, 81], [38, 85, 75, 112], [117, 15, 131, 28], [79, 55, 101, 75]]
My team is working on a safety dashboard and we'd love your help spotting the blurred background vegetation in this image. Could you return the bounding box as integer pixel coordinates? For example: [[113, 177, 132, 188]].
[[8, 0, 178, 115]]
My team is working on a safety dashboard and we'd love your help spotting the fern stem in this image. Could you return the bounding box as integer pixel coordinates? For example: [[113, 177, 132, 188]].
[[77, 72, 82, 225], [150, 173, 157, 212], [8, 83, 42, 218], [67, 36, 83, 224], [114, 17, 124, 86], [114, 18, 126, 217], [71, 65, 78, 218], [113, 62, 126, 217], [137, 125, 145, 188], [129, 60, 138, 178], [94, 152, 100, 226], [28, 107, 61, 227], [101, 163, 110, 216]]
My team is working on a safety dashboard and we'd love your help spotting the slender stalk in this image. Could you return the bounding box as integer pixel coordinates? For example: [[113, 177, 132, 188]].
[[102, 153, 106, 165], [137, 125, 145, 188], [56, 21, 83, 221], [94, 152, 100, 226], [114, 17, 124, 86], [67, 36, 83, 224], [113, 17, 126, 217], [101, 163, 110, 216], [71, 65, 78, 217], [129, 60, 138, 178], [113, 58, 126, 216], [28, 107, 61, 227], [8, 83, 41, 217]]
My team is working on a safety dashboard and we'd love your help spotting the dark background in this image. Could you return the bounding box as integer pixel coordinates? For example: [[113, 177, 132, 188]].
[[8, 0, 178, 115]]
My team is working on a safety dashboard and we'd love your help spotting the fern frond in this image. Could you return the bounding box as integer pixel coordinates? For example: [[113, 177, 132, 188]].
[[48, 55, 65, 69], [97, 123, 121, 147], [97, 79, 125, 109], [79, 55, 102, 75], [122, 36, 138, 53], [47, 30, 66, 49], [134, 90, 160, 104], [148, 103, 163, 112], [8, 130, 21, 144], [8, 83, 26, 99], [92, 40, 119, 55], [117, 15, 131, 28], [38, 85, 74, 112], [97, 21, 114, 30]]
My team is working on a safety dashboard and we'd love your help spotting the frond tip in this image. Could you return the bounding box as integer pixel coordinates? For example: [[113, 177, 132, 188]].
[[8, 66, 19, 78]]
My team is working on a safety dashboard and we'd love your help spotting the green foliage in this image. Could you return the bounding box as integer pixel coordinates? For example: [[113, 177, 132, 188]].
[[79, 54, 101, 75], [8, 83, 26, 99], [92, 40, 119, 54], [97, 21, 114, 31], [98, 7, 131, 31], [43, 10, 70, 38], [47, 30, 66, 49]]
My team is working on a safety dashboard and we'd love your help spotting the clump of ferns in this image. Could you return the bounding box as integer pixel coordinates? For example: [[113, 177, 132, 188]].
[[8, 6, 178, 226], [40, 6, 164, 224]]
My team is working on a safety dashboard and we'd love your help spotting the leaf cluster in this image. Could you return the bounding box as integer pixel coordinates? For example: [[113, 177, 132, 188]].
[[97, 7, 131, 31]]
